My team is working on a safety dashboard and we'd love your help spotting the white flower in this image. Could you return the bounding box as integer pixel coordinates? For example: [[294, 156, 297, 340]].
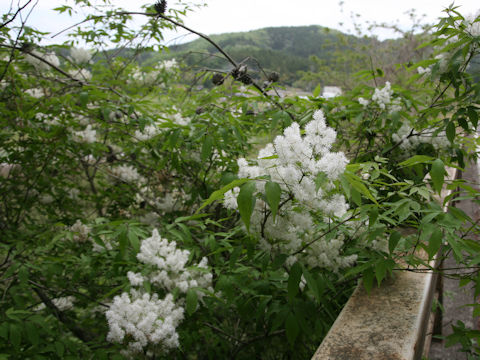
[[83, 154, 96, 164], [36, 296, 75, 312], [392, 122, 449, 155], [159, 59, 177, 71], [25, 88, 44, 98], [68, 68, 92, 81], [70, 47, 93, 64], [372, 81, 393, 109], [127, 271, 144, 286], [69, 220, 90, 242], [358, 97, 370, 107], [223, 187, 240, 209], [25, 50, 60, 71], [136, 229, 213, 295], [222, 109, 351, 270], [172, 113, 190, 126], [417, 66, 431, 76], [135, 125, 159, 141], [106, 290, 184, 354], [111, 165, 144, 183], [466, 11, 480, 37], [73, 124, 96, 143]]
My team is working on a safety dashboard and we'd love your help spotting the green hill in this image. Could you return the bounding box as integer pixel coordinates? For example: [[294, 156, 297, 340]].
[[161, 25, 374, 87]]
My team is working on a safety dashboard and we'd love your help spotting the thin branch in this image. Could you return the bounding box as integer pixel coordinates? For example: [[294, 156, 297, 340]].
[[31, 282, 94, 343], [0, 0, 33, 29], [51, 10, 295, 119], [291, 212, 358, 256]]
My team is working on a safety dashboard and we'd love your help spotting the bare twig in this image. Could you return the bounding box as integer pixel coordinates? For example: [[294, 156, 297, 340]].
[[0, 0, 33, 29]]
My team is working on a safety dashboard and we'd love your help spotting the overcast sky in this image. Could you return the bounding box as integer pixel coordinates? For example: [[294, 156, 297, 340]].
[[2, 0, 479, 45]]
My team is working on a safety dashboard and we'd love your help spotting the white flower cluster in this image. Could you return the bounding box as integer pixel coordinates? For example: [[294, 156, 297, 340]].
[[69, 219, 90, 242], [466, 11, 480, 36], [106, 290, 184, 356], [25, 88, 45, 98], [25, 50, 60, 71], [358, 97, 370, 107], [106, 229, 213, 355], [130, 68, 160, 86], [223, 110, 353, 270], [159, 59, 177, 72], [69, 47, 93, 64], [371, 82, 392, 109], [36, 296, 75, 312], [128, 59, 176, 87], [135, 125, 160, 141], [417, 66, 432, 76], [172, 113, 190, 126], [35, 112, 60, 126], [68, 68, 92, 81], [369, 81, 402, 113], [73, 124, 96, 143], [392, 123, 450, 152], [83, 154, 96, 164], [358, 82, 402, 114], [303, 234, 357, 272], [131, 229, 213, 295], [111, 164, 144, 183]]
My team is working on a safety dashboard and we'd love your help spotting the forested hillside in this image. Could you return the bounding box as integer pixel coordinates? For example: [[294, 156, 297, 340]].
[[154, 25, 430, 90]]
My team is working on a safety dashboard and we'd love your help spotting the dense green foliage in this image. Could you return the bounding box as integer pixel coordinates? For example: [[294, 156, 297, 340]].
[[0, 1, 480, 359]]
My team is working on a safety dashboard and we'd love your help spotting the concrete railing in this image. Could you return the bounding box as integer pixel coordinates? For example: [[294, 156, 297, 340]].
[[312, 167, 458, 360]]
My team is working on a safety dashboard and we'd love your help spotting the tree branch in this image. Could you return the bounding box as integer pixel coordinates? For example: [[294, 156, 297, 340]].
[[31, 282, 95, 343]]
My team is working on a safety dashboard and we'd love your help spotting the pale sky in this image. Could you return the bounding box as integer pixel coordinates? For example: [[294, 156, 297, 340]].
[[1, 0, 479, 45]]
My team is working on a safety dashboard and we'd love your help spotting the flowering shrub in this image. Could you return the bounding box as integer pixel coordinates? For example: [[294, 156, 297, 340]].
[[223, 110, 355, 271], [0, 1, 479, 359]]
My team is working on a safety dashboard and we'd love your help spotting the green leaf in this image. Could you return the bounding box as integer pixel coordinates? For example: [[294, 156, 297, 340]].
[[427, 228, 443, 258], [9, 324, 21, 351], [0, 324, 8, 340], [313, 84, 322, 98], [25, 322, 39, 346], [127, 231, 140, 253], [430, 159, 445, 194], [285, 312, 300, 346], [399, 155, 434, 167], [265, 181, 281, 223], [389, 231, 402, 254], [368, 207, 378, 227], [467, 107, 478, 128], [375, 260, 387, 286], [197, 178, 249, 212], [363, 268, 374, 294], [302, 267, 321, 302], [446, 121, 455, 143], [168, 129, 181, 148], [118, 226, 128, 259], [229, 246, 242, 268], [18, 266, 28, 285], [314, 171, 328, 192], [458, 117, 469, 131], [237, 181, 257, 232], [55, 341, 65, 357], [287, 262, 302, 302], [186, 289, 198, 316], [344, 172, 378, 204], [79, 92, 89, 107], [200, 135, 213, 162], [351, 187, 361, 206]]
